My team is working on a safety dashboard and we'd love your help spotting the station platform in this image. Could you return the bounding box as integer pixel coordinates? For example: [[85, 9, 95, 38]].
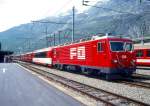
[[0, 63, 83, 106]]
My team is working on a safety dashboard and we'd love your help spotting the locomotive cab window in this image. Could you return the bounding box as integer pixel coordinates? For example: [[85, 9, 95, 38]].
[[136, 50, 143, 57], [146, 50, 150, 57], [125, 43, 133, 51], [110, 41, 124, 51], [97, 42, 104, 52]]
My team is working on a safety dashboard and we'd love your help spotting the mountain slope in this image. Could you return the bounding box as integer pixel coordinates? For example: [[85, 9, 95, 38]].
[[0, 0, 149, 53]]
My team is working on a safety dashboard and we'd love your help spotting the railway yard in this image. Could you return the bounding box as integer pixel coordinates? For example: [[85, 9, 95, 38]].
[[0, 0, 150, 106], [12, 61, 150, 106], [1, 34, 150, 106]]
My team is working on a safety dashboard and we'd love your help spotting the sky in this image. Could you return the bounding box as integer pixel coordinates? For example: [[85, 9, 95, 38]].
[[0, 0, 95, 32]]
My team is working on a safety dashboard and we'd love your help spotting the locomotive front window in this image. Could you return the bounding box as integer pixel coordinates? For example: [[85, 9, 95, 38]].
[[110, 42, 124, 51], [125, 43, 133, 51]]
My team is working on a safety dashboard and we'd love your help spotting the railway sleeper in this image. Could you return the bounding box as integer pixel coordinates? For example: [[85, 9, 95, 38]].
[[20, 63, 150, 106]]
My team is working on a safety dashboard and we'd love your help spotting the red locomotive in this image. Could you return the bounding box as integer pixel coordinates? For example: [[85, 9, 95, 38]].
[[52, 35, 136, 79], [13, 35, 136, 80], [135, 48, 150, 66]]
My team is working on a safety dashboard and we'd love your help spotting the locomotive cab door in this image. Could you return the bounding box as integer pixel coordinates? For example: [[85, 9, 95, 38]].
[[95, 41, 108, 67]]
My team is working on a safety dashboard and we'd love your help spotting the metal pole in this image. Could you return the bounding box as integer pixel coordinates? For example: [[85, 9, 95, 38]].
[[45, 25, 48, 47], [49, 38, 51, 46], [54, 33, 55, 46], [28, 40, 30, 51], [58, 31, 61, 44], [72, 6, 75, 42]]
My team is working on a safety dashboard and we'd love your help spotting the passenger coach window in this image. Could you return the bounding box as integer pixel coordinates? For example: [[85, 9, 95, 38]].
[[136, 50, 143, 57], [35, 52, 46, 58], [146, 50, 150, 57], [97, 42, 103, 52]]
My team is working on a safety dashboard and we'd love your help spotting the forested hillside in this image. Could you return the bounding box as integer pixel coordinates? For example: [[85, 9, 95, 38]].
[[0, 0, 149, 53]]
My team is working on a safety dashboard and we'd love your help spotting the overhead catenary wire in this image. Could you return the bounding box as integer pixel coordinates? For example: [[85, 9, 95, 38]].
[[78, 0, 144, 38], [31, 20, 70, 47], [32, 0, 75, 26], [31, 0, 76, 45], [82, 0, 137, 15], [42, 0, 74, 17], [52, 0, 74, 16], [32, 20, 71, 25]]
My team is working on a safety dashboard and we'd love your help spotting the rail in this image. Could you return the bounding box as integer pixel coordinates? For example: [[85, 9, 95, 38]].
[[119, 79, 150, 89], [18, 62, 150, 106]]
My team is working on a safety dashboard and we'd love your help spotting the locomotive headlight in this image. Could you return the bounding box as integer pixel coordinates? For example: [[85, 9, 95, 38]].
[[113, 60, 118, 63]]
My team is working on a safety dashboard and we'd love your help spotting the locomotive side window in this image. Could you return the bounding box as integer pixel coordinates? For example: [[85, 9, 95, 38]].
[[97, 42, 103, 52], [146, 50, 150, 57], [136, 50, 143, 57]]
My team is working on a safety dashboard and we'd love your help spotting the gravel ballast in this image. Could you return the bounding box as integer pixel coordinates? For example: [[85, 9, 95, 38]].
[[21, 63, 150, 105], [136, 67, 150, 76]]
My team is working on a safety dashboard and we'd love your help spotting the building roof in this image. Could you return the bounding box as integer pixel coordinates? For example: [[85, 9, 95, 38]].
[[0, 51, 13, 55]]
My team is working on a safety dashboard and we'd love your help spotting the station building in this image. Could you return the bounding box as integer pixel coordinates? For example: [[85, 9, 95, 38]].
[[0, 42, 13, 62]]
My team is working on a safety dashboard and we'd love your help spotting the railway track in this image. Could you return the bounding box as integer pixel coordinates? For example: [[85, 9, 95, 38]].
[[119, 79, 150, 89], [133, 73, 150, 79], [18, 61, 150, 90], [19, 62, 150, 106], [119, 73, 150, 89], [136, 67, 150, 70]]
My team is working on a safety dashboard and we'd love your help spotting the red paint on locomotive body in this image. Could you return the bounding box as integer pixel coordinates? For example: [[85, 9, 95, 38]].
[[135, 48, 150, 66], [53, 36, 136, 77]]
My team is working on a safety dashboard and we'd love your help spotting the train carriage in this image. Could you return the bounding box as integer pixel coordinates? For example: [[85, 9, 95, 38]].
[[52, 35, 136, 79], [11, 54, 21, 61], [24, 52, 34, 62], [32, 47, 53, 67], [135, 48, 150, 66]]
